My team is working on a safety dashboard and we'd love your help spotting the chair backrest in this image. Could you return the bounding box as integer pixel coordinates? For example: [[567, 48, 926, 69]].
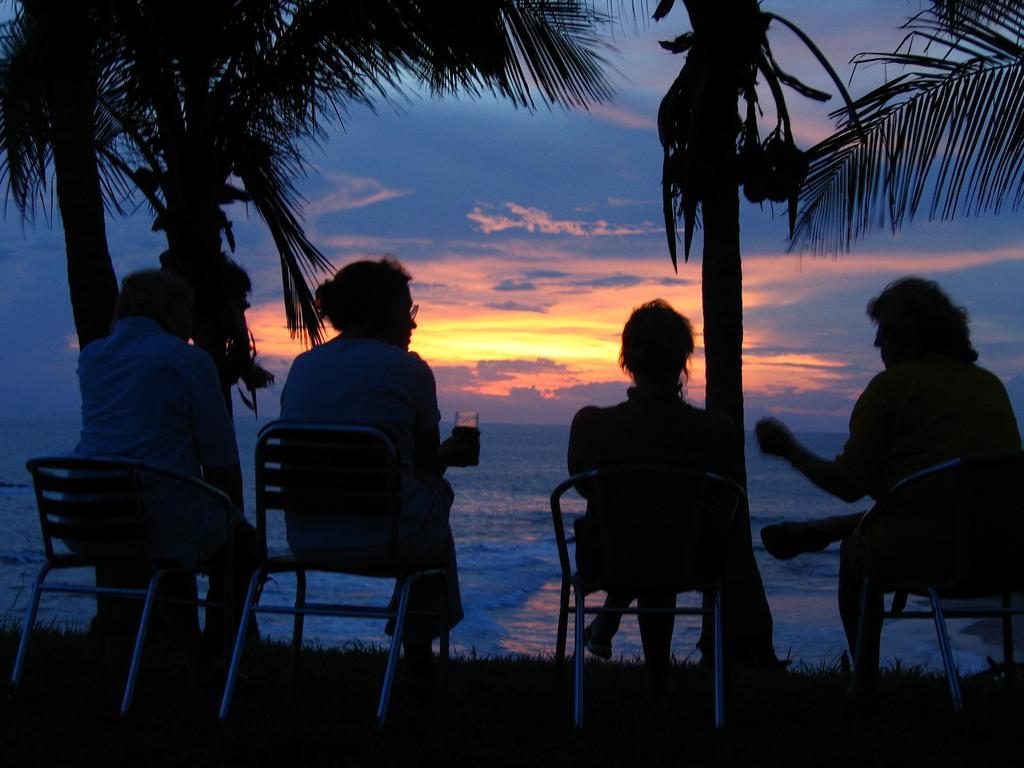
[[878, 450, 1024, 593], [958, 451, 1024, 591], [552, 464, 745, 593], [26, 457, 146, 564], [255, 421, 401, 563]]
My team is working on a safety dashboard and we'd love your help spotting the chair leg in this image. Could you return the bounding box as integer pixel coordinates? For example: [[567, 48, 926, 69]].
[[97, 601, 111, 678], [554, 578, 570, 694], [120, 569, 167, 717], [1001, 593, 1014, 699], [223, 532, 235, 664], [288, 569, 307, 701], [377, 576, 413, 731], [10, 562, 54, 687], [852, 578, 871, 703], [219, 565, 266, 720], [573, 587, 586, 730], [928, 588, 963, 712], [438, 576, 449, 696], [713, 589, 725, 731]]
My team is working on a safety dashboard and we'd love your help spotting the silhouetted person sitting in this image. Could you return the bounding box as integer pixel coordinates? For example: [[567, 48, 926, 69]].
[[279, 256, 478, 698], [568, 300, 737, 697], [755, 276, 1021, 706], [76, 269, 253, 684]]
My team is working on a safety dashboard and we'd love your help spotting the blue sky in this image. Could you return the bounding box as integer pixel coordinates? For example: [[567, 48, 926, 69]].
[[2, 1, 1023, 431]]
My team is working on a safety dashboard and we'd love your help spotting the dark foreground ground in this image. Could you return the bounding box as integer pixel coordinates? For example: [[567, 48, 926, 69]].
[[1, 627, 1021, 767]]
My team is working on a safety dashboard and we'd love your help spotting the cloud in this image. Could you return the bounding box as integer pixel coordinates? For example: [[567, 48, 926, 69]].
[[434, 379, 629, 426], [432, 358, 582, 400], [320, 234, 433, 250], [551, 380, 629, 406], [523, 269, 569, 279], [489, 269, 666, 296], [568, 274, 644, 289], [493, 279, 537, 292], [467, 202, 660, 238], [484, 301, 548, 313], [468, 203, 586, 236], [656, 276, 699, 286], [476, 358, 568, 380], [305, 173, 413, 219], [587, 103, 657, 132], [590, 221, 662, 236], [607, 197, 655, 208], [411, 280, 449, 291]]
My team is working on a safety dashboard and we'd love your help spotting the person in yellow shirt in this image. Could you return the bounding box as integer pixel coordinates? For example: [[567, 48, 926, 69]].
[[755, 277, 1020, 707]]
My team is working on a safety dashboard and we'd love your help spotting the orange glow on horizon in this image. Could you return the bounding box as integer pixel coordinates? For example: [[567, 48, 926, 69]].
[[245, 246, 1024, 408]]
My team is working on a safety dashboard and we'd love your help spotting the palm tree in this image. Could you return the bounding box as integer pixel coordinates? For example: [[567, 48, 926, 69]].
[[1, 0, 615, 408], [1, 2, 118, 349], [1, 0, 615, 633], [792, 0, 1024, 252], [650, 0, 858, 663]]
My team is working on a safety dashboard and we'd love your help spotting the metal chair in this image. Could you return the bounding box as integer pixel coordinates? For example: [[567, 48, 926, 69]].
[[11, 456, 235, 716], [854, 451, 1024, 711], [550, 464, 744, 730], [218, 421, 450, 731]]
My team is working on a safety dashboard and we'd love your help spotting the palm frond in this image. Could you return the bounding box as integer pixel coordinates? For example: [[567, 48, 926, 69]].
[[213, 1, 397, 139], [231, 133, 331, 346], [484, 0, 615, 108], [932, 0, 1020, 31], [360, 0, 615, 109], [0, 11, 51, 219], [791, 6, 1024, 253]]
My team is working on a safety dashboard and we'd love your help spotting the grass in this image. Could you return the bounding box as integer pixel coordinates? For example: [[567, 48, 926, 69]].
[[1, 626, 1022, 767]]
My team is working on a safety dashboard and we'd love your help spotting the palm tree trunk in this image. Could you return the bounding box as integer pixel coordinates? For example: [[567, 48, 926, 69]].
[[694, 2, 777, 664], [33, 1, 118, 348], [31, 0, 128, 635], [701, 189, 745, 484], [161, 205, 251, 417]]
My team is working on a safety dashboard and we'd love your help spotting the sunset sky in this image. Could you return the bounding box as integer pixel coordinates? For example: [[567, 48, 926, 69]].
[[2, 1, 1023, 431]]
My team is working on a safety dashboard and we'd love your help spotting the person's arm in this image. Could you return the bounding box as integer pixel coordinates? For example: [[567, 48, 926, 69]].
[[755, 417, 865, 502], [567, 407, 600, 498], [438, 430, 480, 468], [414, 426, 480, 475]]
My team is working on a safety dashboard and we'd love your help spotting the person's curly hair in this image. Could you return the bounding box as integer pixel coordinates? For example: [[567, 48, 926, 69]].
[[315, 256, 411, 332], [867, 277, 978, 364], [619, 299, 695, 383]]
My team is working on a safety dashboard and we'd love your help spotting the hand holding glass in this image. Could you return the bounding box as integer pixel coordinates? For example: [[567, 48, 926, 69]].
[[450, 410, 480, 466]]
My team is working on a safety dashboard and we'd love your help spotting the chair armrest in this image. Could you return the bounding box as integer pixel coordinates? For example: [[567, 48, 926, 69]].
[[857, 458, 969, 588], [550, 470, 596, 583], [130, 463, 237, 518], [859, 458, 962, 532]]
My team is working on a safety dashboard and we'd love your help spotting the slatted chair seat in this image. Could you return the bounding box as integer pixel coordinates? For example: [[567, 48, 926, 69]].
[[854, 450, 1024, 711], [218, 421, 451, 731], [10, 456, 235, 716], [550, 464, 744, 731]]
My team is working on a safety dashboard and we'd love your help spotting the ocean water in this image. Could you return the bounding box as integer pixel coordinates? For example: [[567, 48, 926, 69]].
[[0, 413, 1003, 672]]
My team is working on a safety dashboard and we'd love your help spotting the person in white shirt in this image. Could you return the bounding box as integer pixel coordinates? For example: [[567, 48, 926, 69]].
[[280, 256, 477, 697], [77, 269, 249, 682]]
